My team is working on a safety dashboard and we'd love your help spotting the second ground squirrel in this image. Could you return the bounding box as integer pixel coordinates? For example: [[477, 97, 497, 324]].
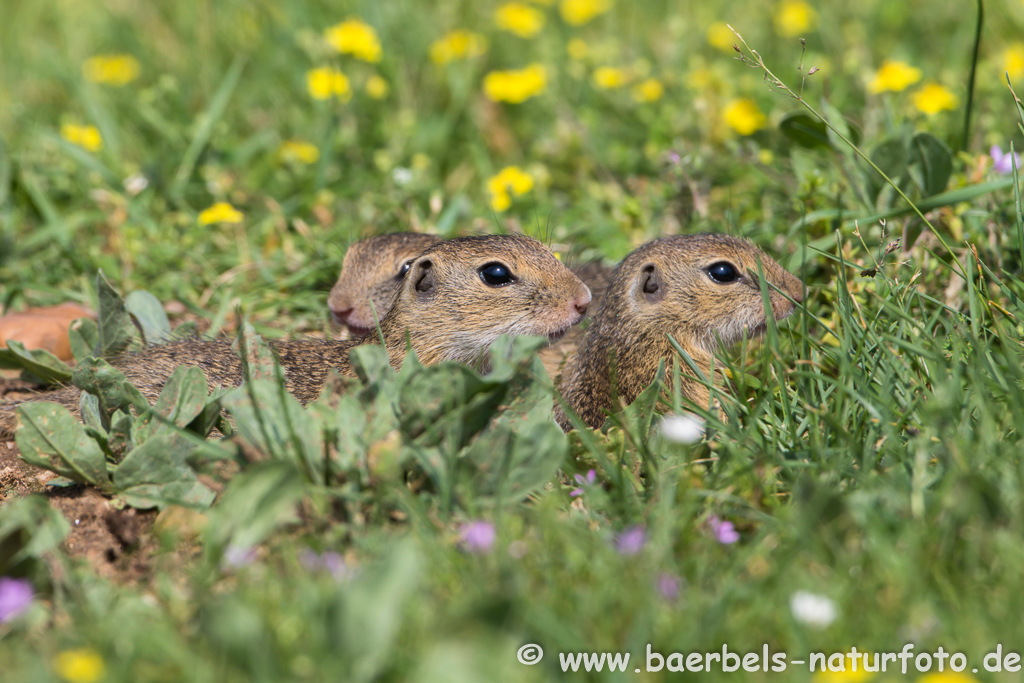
[[554, 234, 803, 430], [0, 234, 591, 436], [325, 232, 613, 375]]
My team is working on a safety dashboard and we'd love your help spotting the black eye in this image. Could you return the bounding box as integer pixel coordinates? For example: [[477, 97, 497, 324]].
[[478, 262, 515, 287], [397, 260, 413, 278], [707, 262, 740, 284]]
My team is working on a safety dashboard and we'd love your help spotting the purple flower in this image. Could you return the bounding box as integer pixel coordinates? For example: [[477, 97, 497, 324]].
[[300, 550, 349, 581], [0, 577, 33, 622], [570, 469, 596, 497], [459, 521, 496, 553], [222, 545, 257, 568], [991, 145, 1022, 175], [615, 525, 646, 556], [656, 573, 681, 602], [708, 515, 740, 544]]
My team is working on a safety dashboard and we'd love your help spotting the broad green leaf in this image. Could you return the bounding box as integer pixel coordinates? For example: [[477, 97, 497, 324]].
[[134, 365, 210, 442], [125, 290, 172, 346], [95, 270, 135, 357], [779, 111, 830, 148], [233, 322, 277, 382], [909, 131, 953, 197], [68, 317, 99, 362], [865, 137, 908, 203], [0, 340, 73, 384], [203, 461, 305, 551], [72, 356, 149, 416], [0, 494, 71, 574], [113, 433, 214, 510], [222, 379, 326, 485], [15, 402, 109, 488]]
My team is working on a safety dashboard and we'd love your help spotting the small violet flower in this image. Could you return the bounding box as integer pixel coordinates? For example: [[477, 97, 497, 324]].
[[299, 550, 349, 581], [656, 573, 681, 602], [0, 577, 33, 622], [459, 521, 496, 553], [570, 469, 596, 497], [615, 525, 646, 556], [708, 515, 740, 544], [991, 145, 1022, 175], [222, 545, 257, 569]]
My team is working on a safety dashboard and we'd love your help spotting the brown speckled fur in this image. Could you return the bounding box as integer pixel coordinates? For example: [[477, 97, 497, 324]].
[[0, 234, 590, 436], [554, 234, 804, 430]]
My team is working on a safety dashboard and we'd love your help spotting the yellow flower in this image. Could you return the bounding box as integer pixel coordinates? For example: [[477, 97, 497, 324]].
[[687, 67, 715, 90], [198, 202, 244, 225], [60, 123, 103, 152], [1003, 43, 1024, 81], [560, 0, 612, 25], [867, 60, 921, 94], [913, 82, 958, 115], [774, 0, 817, 37], [723, 98, 767, 135], [706, 22, 735, 52], [483, 64, 547, 103], [593, 66, 628, 89], [632, 77, 664, 102], [325, 19, 382, 62], [429, 30, 487, 65], [365, 75, 389, 99], [495, 2, 545, 38], [758, 149, 774, 164], [487, 166, 534, 212], [918, 673, 980, 683], [54, 648, 105, 683], [82, 54, 140, 86], [306, 67, 352, 101], [567, 38, 588, 60], [279, 140, 320, 165]]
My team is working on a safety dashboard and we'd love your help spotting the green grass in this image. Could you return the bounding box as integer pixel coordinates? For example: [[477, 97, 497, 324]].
[[4, 0, 1024, 681]]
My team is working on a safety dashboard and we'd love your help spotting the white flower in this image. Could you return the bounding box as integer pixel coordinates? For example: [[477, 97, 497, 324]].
[[660, 414, 705, 444], [790, 590, 837, 628], [391, 167, 413, 185], [123, 173, 149, 195]]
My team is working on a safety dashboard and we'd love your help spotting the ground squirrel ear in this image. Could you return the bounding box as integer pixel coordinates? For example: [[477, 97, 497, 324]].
[[412, 259, 434, 295], [640, 263, 665, 303]]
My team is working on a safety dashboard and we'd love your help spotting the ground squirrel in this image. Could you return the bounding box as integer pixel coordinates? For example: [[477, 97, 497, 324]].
[[554, 234, 803, 431], [327, 233, 612, 338], [0, 234, 591, 435], [325, 232, 613, 379], [328, 233, 443, 337]]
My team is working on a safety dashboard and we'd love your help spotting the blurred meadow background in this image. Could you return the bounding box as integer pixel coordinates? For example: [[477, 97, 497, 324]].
[[4, 0, 1024, 680]]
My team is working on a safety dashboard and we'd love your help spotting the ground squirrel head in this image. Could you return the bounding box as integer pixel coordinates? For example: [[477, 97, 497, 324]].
[[328, 233, 443, 336], [381, 234, 592, 368], [606, 234, 803, 355], [557, 234, 802, 430]]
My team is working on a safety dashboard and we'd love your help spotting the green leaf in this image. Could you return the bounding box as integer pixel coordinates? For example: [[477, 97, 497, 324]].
[[68, 317, 99, 362], [125, 290, 172, 346], [865, 137, 909, 203], [72, 356, 150, 416], [95, 270, 135, 357], [221, 379, 326, 485], [233, 322, 277, 382], [134, 366, 210, 442], [909, 131, 953, 197], [15, 402, 109, 488], [113, 433, 214, 510], [204, 461, 305, 552], [0, 495, 71, 574], [779, 111, 830, 148], [0, 340, 73, 384]]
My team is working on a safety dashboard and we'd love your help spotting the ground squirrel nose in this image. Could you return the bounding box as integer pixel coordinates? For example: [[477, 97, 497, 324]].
[[574, 287, 592, 316], [331, 306, 353, 326]]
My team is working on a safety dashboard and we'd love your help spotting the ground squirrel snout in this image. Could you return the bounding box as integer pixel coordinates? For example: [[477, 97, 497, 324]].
[[0, 234, 589, 436], [555, 234, 802, 430]]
